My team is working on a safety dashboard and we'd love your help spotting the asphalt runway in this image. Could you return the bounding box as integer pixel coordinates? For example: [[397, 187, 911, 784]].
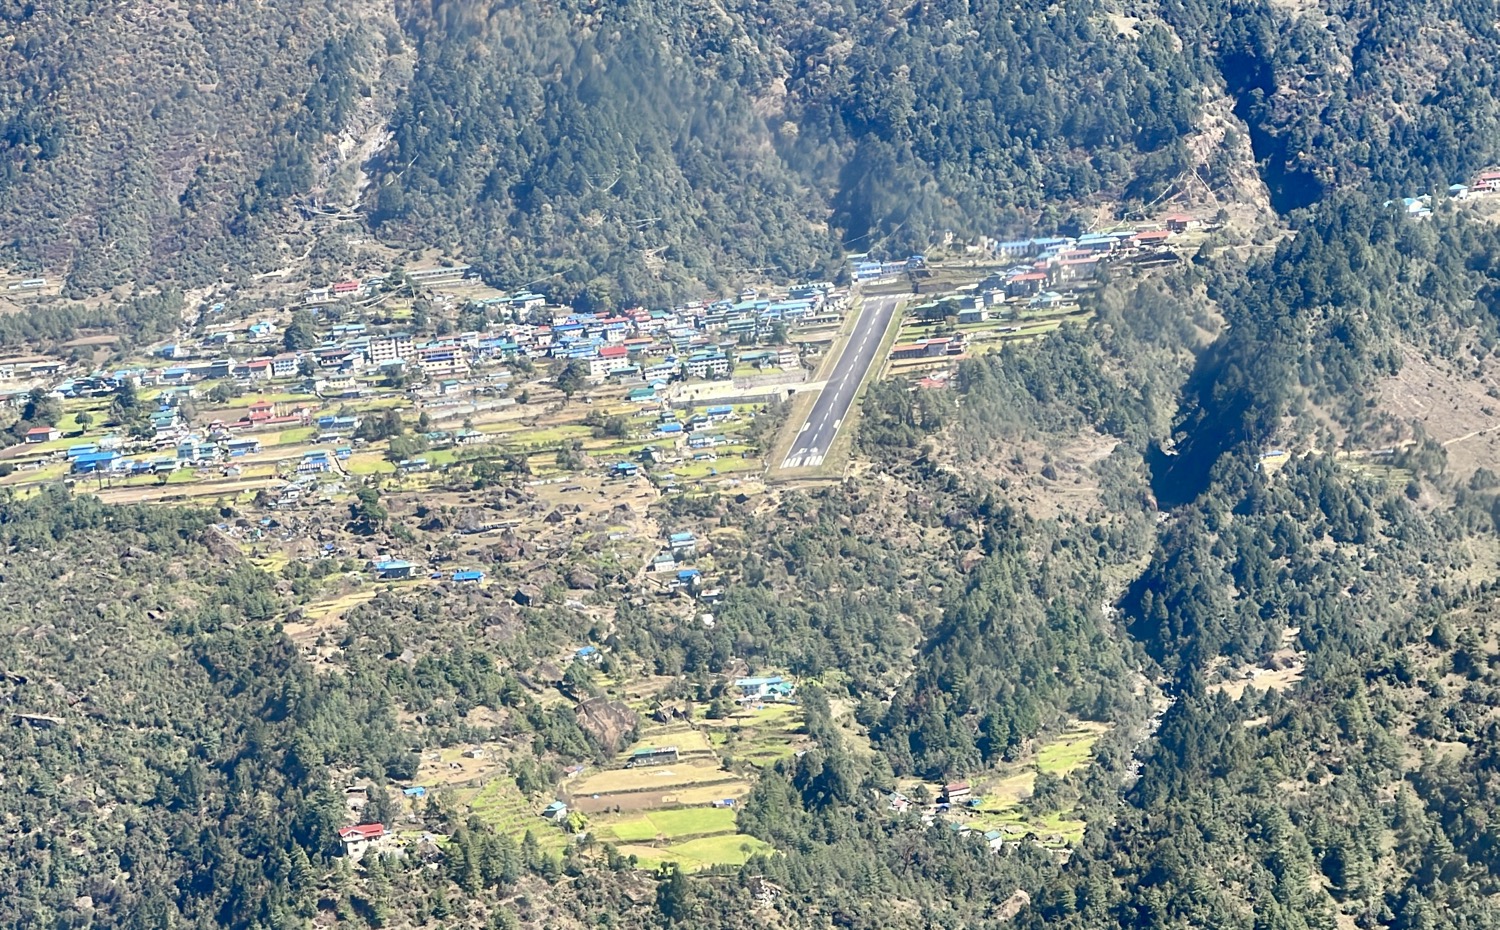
[[779, 294, 901, 470]]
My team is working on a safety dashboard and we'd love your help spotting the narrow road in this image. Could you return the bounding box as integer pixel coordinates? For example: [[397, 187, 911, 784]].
[[780, 295, 901, 470]]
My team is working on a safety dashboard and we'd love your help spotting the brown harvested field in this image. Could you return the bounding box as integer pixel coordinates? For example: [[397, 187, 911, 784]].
[[569, 759, 736, 798], [1210, 662, 1304, 702], [284, 589, 377, 644], [568, 779, 752, 814], [59, 334, 120, 347], [91, 477, 278, 505], [1377, 347, 1500, 481], [415, 744, 511, 788]]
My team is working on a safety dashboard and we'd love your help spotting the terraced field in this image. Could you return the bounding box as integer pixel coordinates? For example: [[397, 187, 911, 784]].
[[615, 834, 772, 872]]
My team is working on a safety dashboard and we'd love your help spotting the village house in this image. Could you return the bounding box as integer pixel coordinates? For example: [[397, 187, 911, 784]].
[[588, 344, 634, 380], [626, 746, 680, 768], [298, 450, 335, 474], [1163, 213, 1198, 233], [71, 450, 124, 474], [372, 559, 415, 580], [685, 351, 729, 379], [733, 676, 795, 703], [890, 338, 951, 361], [337, 823, 386, 857], [957, 303, 988, 324], [268, 354, 300, 379]]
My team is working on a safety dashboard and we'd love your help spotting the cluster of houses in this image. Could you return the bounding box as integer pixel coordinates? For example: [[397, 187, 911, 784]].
[[882, 218, 1200, 366], [135, 280, 845, 397], [988, 218, 1193, 292], [645, 529, 724, 600], [538, 283, 839, 384], [366, 557, 487, 584], [0, 271, 843, 426], [52, 395, 316, 476], [1392, 168, 1500, 218], [1429, 168, 1500, 208], [849, 253, 927, 282], [883, 782, 1052, 853], [732, 675, 796, 707]]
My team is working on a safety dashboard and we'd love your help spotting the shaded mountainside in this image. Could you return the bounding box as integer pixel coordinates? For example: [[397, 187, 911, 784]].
[[6, 0, 1500, 301], [369, 0, 1206, 304], [1163, 0, 1500, 212]]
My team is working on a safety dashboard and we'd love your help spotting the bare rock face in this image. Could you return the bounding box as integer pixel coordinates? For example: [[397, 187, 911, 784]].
[[995, 889, 1030, 921], [575, 697, 637, 754], [566, 567, 599, 590], [199, 529, 241, 563]]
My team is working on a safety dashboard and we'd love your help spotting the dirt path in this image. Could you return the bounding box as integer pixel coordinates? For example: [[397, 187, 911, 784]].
[[1442, 423, 1500, 447]]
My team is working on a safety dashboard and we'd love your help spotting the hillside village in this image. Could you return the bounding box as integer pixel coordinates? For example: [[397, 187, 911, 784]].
[[0, 177, 1495, 880], [0, 264, 849, 498]]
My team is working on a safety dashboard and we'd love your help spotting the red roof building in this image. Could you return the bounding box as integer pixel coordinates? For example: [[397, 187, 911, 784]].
[[338, 823, 385, 842], [942, 782, 971, 802]]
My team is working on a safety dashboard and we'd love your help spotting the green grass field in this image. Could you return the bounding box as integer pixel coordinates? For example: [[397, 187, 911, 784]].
[[599, 807, 737, 843], [618, 834, 772, 872], [666, 834, 771, 867], [492, 424, 593, 447], [345, 454, 395, 476], [1034, 723, 1108, 776], [270, 426, 316, 446]]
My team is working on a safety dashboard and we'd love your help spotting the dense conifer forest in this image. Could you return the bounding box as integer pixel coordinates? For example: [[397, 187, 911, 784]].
[[4, 1, 1500, 300]]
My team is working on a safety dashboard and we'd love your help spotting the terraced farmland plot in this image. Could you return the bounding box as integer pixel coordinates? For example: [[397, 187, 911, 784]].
[[464, 778, 571, 852], [700, 702, 806, 766], [616, 834, 772, 872], [1034, 721, 1108, 776], [569, 759, 739, 798], [597, 807, 737, 844]]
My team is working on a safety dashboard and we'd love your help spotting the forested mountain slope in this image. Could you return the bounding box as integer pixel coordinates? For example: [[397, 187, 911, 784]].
[[1163, 0, 1500, 212], [369, 0, 1205, 304], [0, 0, 395, 292], [7, 0, 1500, 302]]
